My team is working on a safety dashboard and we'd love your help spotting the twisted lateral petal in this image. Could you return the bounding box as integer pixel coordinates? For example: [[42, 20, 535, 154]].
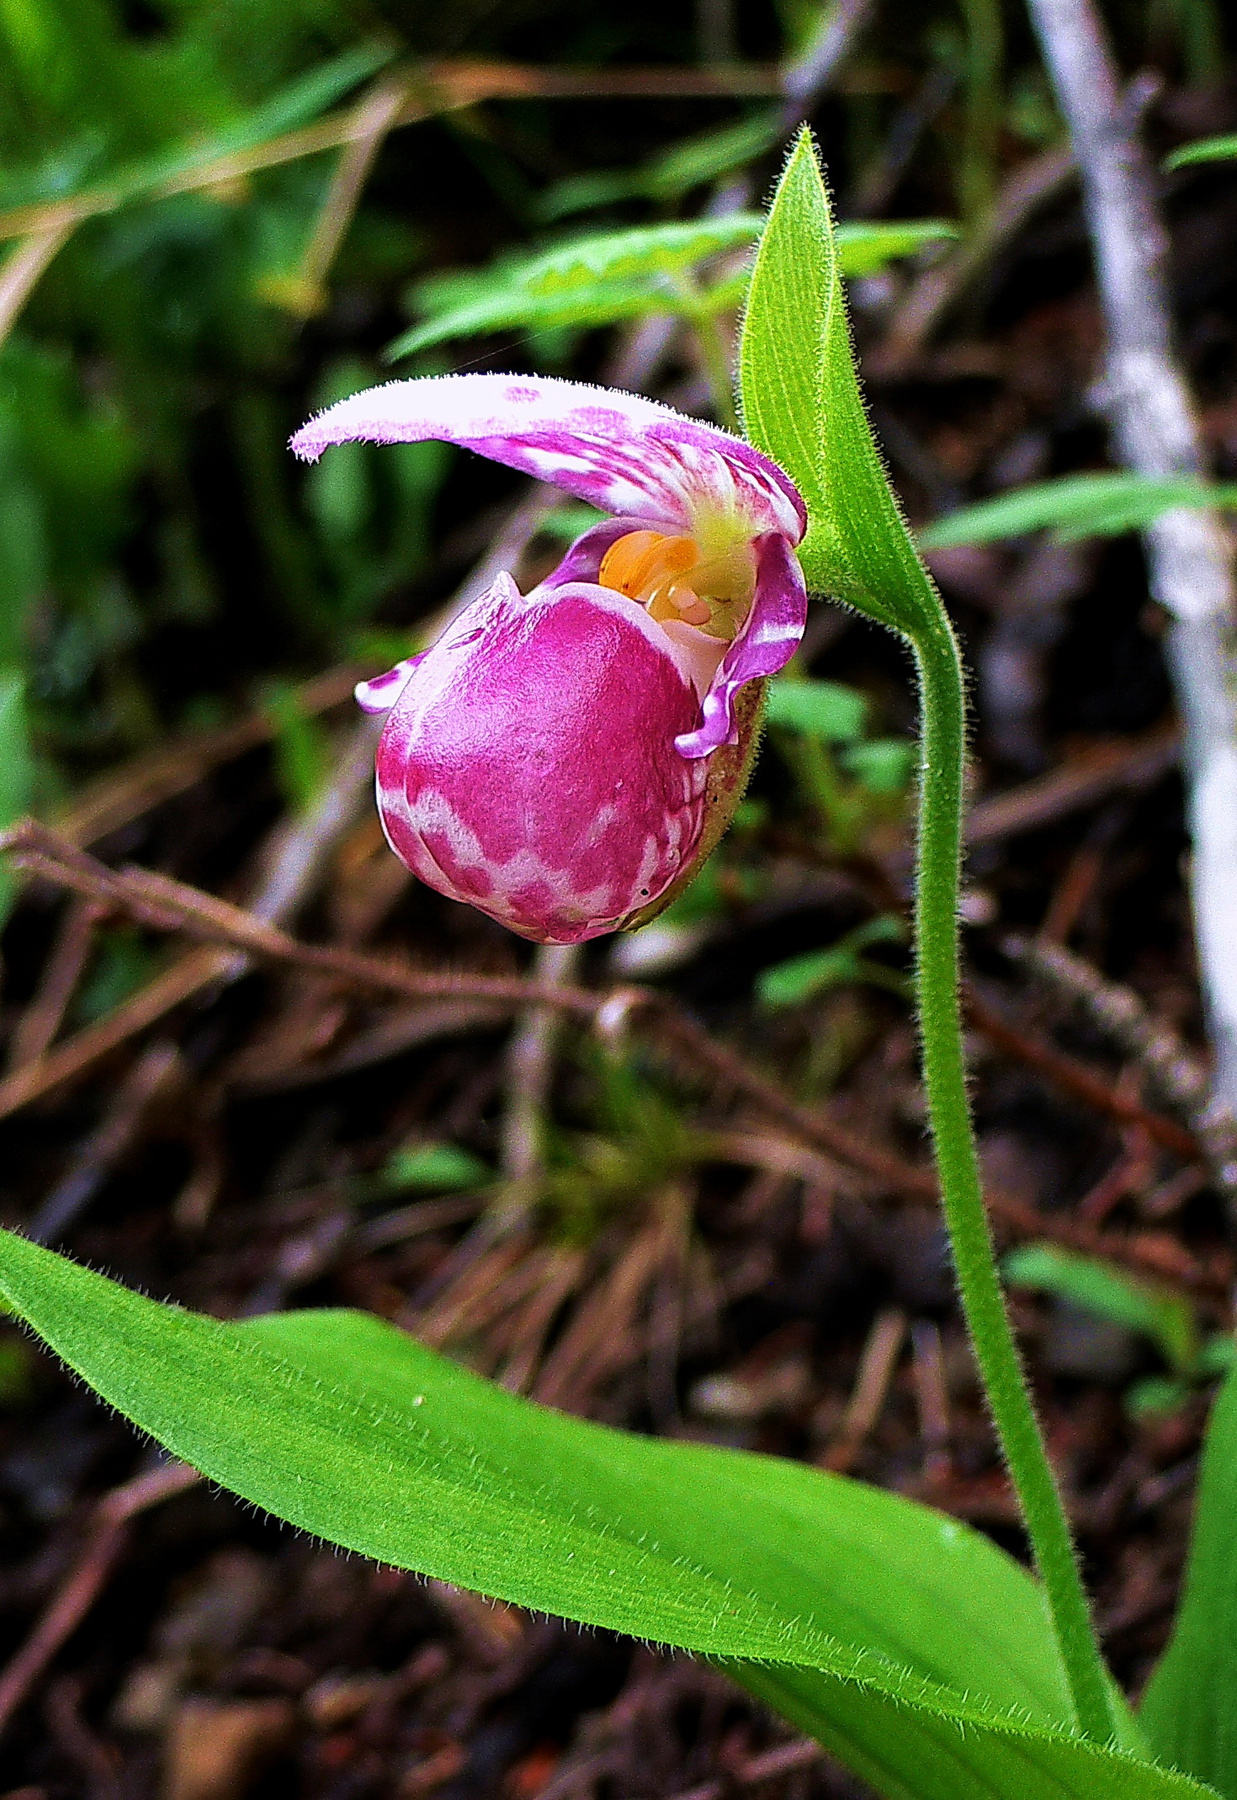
[[356, 652, 426, 714], [290, 373, 806, 544], [675, 532, 809, 758], [373, 573, 710, 944]]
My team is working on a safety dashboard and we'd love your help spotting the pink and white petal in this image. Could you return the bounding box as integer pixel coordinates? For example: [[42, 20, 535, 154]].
[[291, 373, 805, 544], [374, 577, 710, 943], [356, 653, 427, 714], [674, 531, 808, 759]]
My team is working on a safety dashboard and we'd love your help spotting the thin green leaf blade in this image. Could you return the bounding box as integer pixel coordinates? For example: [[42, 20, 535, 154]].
[[1005, 1244, 1200, 1376], [0, 1231, 1213, 1800], [834, 221, 957, 276], [1165, 133, 1237, 169], [1141, 1365, 1237, 1794], [387, 280, 670, 357], [518, 217, 764, 291], [919, 474, 1237, 549]]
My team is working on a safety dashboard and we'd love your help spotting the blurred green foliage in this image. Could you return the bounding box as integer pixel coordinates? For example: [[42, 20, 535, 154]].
[[758, 914, 910, 1007], [0, 1, 427, 818], [382, 1142, 495, 1192], [0, 0, 1227, 931], [1005, 1243, 1237, 1419]]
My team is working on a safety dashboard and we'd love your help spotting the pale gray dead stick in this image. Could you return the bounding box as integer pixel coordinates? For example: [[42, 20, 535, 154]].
[[780, 0, 878, 133], [1026, 0, 1237, 1128]]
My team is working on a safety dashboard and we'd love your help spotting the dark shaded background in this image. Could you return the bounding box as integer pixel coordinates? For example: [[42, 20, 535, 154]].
[[0, 1, 1236, 1796]]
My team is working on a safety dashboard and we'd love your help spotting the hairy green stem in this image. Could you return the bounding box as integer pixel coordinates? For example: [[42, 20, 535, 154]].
[[912, 608, 1119, 1743]]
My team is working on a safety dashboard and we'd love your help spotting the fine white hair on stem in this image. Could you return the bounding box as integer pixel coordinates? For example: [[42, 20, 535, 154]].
[[1026, 0, 1237, 1136]]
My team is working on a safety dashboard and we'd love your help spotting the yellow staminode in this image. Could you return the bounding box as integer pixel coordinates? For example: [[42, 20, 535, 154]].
[[598, 529, 755, 641]]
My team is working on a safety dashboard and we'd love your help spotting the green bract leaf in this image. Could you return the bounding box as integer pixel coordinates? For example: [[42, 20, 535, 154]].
[[388, 219, 762, 358], [1164, 133, 1237, 169], [1004, 1244, 1200, 1377], [645, 112, 783, 200], [1142, 1364, 1237, 1795], [0, 1230, 1212, 1800], [918, 474, 1237, 549], [536, 113, 783, 220], [739, 133, 946, 638]]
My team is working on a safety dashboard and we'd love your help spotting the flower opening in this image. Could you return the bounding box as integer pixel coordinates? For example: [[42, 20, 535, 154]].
[[290, 374, 808, 943]]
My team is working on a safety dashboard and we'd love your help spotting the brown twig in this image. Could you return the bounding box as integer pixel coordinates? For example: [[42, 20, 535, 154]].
[[0, 944, 235, 1123], [963, 982, 1201, 1160], [6, 893, 105, 1071], [0, 1460, 200, 1744], [963, 725, 1180, 849], [1, 820, 599, 1018], [3, 823, 1224, 1293]]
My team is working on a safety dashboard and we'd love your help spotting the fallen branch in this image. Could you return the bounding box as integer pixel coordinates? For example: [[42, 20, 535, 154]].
[[0, 1460, 199, 1744], [3, 821, 1223, 1293], [1027, 0, 1237, 1130]]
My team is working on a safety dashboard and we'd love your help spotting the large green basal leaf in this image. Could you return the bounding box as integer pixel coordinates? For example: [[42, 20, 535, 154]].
[[1141, 1366, 1237, 1796], [0, 1230, 1214, 1800]]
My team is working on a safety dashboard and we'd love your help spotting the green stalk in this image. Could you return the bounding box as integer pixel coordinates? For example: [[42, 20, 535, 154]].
[[911, 603, 1119, 1744]]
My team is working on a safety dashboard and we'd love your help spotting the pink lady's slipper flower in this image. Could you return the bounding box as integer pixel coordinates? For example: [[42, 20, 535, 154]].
[[291, 374, 807, 944]]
